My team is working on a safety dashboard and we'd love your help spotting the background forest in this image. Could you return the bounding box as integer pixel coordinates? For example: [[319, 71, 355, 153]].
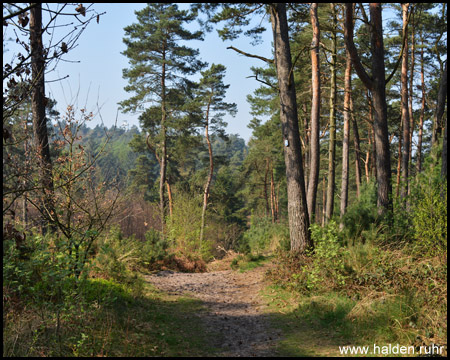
[[3, 3, 447, 357]]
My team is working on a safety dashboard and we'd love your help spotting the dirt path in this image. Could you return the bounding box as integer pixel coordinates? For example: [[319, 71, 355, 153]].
[[144, 264, 282, 357]]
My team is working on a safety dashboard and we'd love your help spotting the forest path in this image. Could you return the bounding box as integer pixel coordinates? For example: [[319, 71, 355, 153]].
[[143, 263, 282, 357]]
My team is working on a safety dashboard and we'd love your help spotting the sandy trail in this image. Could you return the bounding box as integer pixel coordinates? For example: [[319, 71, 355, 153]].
[[144, 265, 281, 357]]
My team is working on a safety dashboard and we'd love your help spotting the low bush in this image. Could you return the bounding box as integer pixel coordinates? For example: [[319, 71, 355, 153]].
[[410, 170, 447, 256], [266, 236, 447, 347], [240, 215, 290, 254], [165, 191, 213, 262], [341, 181, 378, 245]]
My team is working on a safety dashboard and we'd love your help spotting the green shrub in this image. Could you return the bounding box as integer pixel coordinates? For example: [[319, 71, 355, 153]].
[[305, 221, 350, 291], [241, 215, 290, 254], [411, 175, 447, 256], [133, 228, 172, 270], [166, 192, 213, 261], [341, 181, 378, 245], [3, 230, 79, 306]]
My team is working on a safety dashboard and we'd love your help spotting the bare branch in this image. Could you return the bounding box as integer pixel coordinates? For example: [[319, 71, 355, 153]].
[[227, 46, 274, 64]]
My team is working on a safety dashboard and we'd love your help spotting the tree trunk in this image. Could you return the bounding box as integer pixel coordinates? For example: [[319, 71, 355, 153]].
[[432, 60, 448, 147], [264, 159, 270, 216], [350, 96, 362, 197], [160, 52, 167, 237], [364, 144, 370, 184], [270, 167, 277, 223], [416, 35, 426, 173], [340, 51, 352, 229], [367, 91, 377, 180], [408, 11, 415, 189], [166, 182, 173, 217], [396, 123, 402, 198], [30, 4, 56, 234], [344, 3, 392, 215], [322, 176, 326, 226], [200, 100, 214, 245], [302, 103, 310, 191], [325, 3, 337, 223], [442, 116, 447, 180], [400, 3, 410, 203], [307, 2, 321, 223], [270, 3, 311, 252]]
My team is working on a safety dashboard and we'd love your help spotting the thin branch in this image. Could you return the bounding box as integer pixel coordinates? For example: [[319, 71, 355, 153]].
[[227, 46, 274, 64], [385, 4, 414, 84], [45, 74, 69, 83], [246, 74, 278, 91], [3, 3, 38, 21]]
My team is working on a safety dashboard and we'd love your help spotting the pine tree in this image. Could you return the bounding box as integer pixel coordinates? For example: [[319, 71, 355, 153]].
[[120, 4, 206, 235], [344, 3, 393, 215], [307, 3, 321, 223], [195, 64, 237, 244]]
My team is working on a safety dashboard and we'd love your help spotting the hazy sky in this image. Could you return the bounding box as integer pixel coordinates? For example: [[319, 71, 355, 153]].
[[40, 3, 274, 143]]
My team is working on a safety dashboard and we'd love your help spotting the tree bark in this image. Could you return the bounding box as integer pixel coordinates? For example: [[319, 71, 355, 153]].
[[264, 159, 270, 216], [408, 10, 415, 189], [270, 167, 277, 223], [396, 122, 402, 198], [30, 4, 56, 233], [340, 50, 352, 229], [160, 49, 167, 237], [200, 97, 214, 245], [442, 116, 447, 180], [270, 3, 311, 252], [322, 176, 326, 226], [325, 3, 337, 223], [367, 92, 377, 181], [307, 2, 321, 223], [350, 96, 362, 197], [432, 60, 448, 147], [416, 33, 426, 174], [344, 3, 392, 215], [400, 3, 410, 202]]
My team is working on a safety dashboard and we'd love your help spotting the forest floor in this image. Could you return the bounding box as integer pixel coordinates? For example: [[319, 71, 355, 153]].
[[144, 260, 283, 357]]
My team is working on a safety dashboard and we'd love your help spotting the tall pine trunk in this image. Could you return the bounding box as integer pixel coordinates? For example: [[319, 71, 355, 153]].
[[416, 33, 426, 173], [325, 3, 337, 223], [200, 99, 214, 245], [400, 3, 410, 203], [270, 3, 311, 252], [432, 60, 448, 147], [350, 96, 362, 197], [345, 3, 392, 215], [408, 11, 415, 190], [160, 51, 167, 237], [340, 51, 352, 229], [307, 3, 321, 223]]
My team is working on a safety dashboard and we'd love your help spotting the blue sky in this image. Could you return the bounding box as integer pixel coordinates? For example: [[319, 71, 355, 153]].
[[41, 3, 274, 143]]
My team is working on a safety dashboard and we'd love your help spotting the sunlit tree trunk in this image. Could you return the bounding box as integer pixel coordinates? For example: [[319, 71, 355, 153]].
[[325, 3, 337, 223], [350, 96, 362, 197], [340, 51, 352, 229], [307, 2, 321, 223], [344, 3, 392, 215], [270, 3, 311, 252], [400, 3, 410, 203], [416, 33, 426, 174], [159, 51, 167, 237], [432, 60, 448, 147], [200, 99, 214, 245], [408, 10, 415, 191]]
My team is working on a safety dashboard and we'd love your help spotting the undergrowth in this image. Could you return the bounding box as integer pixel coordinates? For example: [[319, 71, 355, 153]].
[[265, 170, 447, 355]]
